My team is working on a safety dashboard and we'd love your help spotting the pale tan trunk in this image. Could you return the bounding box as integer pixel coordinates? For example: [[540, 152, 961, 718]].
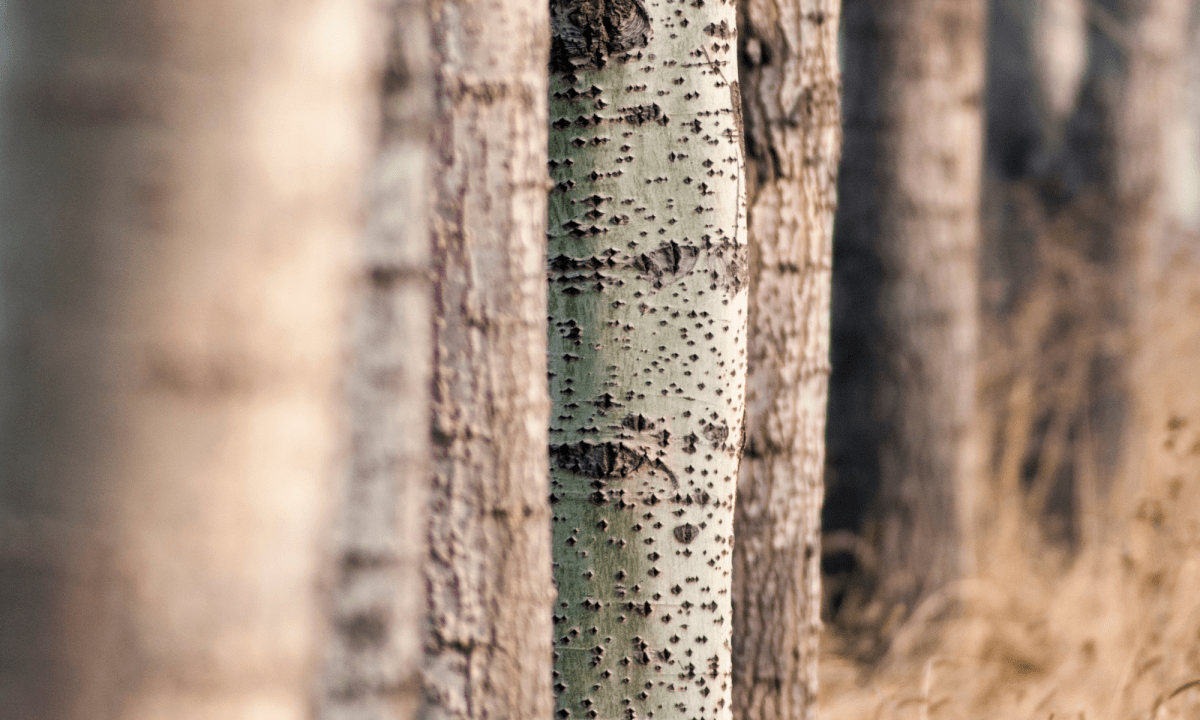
[[0, 2, 374, 718], [835, 0, 985, 620], [1114, 0, 1192, 520], [1117, 0, 1190, 357], [731, 0, 840, 718], [422, 0, 554, 718], [319, 2, 433, 719]]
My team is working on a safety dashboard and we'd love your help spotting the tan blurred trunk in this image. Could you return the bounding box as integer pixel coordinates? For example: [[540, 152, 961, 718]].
[[834, 0, 985, 624], [1115, 0, 1192, 513], [318, 2, 432, 719], [421, 0, 554, 718], [1117, 0, 1190, 357], [0, 2, 374, 719], [731, 0, 840, 717]]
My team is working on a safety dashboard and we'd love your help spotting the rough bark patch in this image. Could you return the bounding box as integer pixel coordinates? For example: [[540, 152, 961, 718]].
[[550, 0, 653, 73], [633, 241, 701, 288], [551, 441, 652, 478]]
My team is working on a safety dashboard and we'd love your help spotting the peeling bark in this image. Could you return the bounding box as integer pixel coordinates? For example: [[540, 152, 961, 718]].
[[730, 0, 840, 717], [423, 0, 555, 718], [546, 0, 748, 716]]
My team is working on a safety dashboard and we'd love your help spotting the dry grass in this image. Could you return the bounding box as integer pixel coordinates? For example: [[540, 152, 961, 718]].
[[821, 198, 1200, 720]]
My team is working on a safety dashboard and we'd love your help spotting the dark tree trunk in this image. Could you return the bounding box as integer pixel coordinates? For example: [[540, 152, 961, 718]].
[[828, 0, 986, 633]]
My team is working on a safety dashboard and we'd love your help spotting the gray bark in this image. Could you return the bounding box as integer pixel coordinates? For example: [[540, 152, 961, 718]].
[[422, 0, 555, 718], [545, 1, 749, 718], [0, 1, 375, 717], [830, 0, 985, 624], [731, 0, 840, 718], [319, 2, 433, 719]]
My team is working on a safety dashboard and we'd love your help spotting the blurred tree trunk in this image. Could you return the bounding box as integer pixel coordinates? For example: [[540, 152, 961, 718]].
[[0, 2, 374, 718], [830, 0, 986, 627], [976, 0, 1195, 556], [731, 0, 840, 717], [318, 2, 432, 719], [1115, 0, 1192, 501], [544, 0, 749, 716], [421, 0, 555, 718]]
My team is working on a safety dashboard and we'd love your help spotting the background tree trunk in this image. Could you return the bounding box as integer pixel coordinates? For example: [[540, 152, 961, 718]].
[[319, 2, 432, 719], [422, 0, 555, 717], [545, 0, 748, 717], [730, 0, 840, 717], [829, 0, 986, 632], [0, 1, 375, 718], [1113, 0, 1192, 536]]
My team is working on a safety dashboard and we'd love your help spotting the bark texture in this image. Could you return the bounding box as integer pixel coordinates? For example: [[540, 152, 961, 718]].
[[423, 0, 555, 718], [545, 1, 748, 718], [319, 2, 432, 719], [830, 0, 985, 619], [0, 2, 374, 718], [730, 0, 840, 718]]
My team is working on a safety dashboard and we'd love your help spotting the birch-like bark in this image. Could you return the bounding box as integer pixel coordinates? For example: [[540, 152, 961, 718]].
[[833, 0, 985, 618], [730, 1, 840, 719], [0, 2, 374, 718], [422, 0, 555, 718], [546, 1, 748, 718], [319, 2, 432, 719]]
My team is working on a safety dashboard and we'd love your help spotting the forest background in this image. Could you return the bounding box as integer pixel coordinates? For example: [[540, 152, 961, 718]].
[[2, 0, 1200, 719]]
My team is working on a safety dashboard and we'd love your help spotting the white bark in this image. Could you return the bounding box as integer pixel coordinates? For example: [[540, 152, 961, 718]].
[[546, 0, 749, 718]]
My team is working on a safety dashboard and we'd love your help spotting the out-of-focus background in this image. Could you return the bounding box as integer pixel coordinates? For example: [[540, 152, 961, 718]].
[[821, 2, 1200, 718]]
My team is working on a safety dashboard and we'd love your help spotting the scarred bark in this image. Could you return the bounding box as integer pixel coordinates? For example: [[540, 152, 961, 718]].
[[731, 0, 840, 718], [423, 0, 555, 718], [545, 0, 749, 718]]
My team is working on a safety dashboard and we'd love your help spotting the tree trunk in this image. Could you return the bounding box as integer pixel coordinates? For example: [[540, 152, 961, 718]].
[[730, 0, 840, 718], [0, 2, 374, 718], [1114, 0, 1191, 510], [831, 0, 985, 625], [318, 2, 432, 719], [422, 0, 555, 718], [545, 1, 748, 718]]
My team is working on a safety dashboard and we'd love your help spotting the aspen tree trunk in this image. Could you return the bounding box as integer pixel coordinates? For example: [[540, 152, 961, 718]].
[[833, 0, 985, 620], [0, 2, 374, 718], [319, 2, 432, 719], [1114, 0, 1191, 501], [1116, 0, 1190, 333], [730, 1, 840, 718], [422, 0, 555, 718], [546, 1, 748, 718]]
